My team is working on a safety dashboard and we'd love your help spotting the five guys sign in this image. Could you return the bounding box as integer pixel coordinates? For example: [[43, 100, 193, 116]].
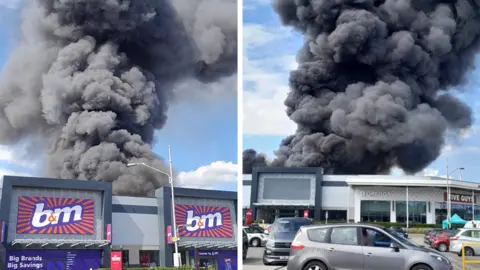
[[444, 192, 477, 204]]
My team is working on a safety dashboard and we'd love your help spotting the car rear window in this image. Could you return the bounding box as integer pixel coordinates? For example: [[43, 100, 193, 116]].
[[445, 230, 455, 237], [272, 219, 312, 233], [307, 228, 328, 242]]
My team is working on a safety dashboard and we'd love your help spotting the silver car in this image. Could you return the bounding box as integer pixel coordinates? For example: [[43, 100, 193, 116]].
[[287, 223, 452, 270], [449, 228, 480, 256]]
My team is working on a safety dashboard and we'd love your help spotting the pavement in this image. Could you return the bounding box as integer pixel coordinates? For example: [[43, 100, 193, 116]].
[[242, 234, 480, 270]]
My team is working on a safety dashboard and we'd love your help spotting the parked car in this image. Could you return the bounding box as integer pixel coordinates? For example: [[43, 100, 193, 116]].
[[263, 217, 313, 265], [286, 223, 452, 270], [389, 226, 408, 238], [243, 225, 267, 247], [243, 229, 248, 260], [430, 230, 455, 252], [449, 228, 480, 256], [424, 229, 442, 245]]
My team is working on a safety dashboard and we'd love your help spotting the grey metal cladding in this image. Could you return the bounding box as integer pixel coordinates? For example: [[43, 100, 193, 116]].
[[0, 176, 112, 244], [257, 173, 316, 205], [174, 197, 237, 243], [112, 204, 158, 214]]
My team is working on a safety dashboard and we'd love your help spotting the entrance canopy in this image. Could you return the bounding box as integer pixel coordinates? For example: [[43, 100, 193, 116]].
[[10, 238, 110, 248], [178, 240, 237, 250], [253, 202, 314, 208]]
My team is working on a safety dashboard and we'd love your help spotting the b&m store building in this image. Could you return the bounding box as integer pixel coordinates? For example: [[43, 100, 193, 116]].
[[0, 175, 238, 270]]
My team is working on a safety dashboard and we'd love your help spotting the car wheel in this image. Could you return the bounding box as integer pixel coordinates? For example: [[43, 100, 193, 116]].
[[251, 238, 260, 247], [410, 264, 432, 270], [303, 260, 328, 270], [465, 247, 475, 256], [437, 243, 448, 252]]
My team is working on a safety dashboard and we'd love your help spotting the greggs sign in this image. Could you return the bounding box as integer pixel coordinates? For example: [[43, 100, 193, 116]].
[[175, 205, 233, 238], [16, 196, 95, 235]]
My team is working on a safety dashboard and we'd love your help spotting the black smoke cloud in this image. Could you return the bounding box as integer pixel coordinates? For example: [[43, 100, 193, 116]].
[[244, 0, 480, 175], [0, 0, 237, 196]]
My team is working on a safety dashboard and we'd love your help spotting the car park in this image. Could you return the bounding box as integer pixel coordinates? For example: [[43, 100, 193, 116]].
[[430, 230, 455, 252], [390, 226, 409, 238], [449, 228, 480, 256], [424, 229, 442, 245], [263, 217, 312, 265], [244, 226, 268, 247], [243, 228, 249, 260], [286, 223, 452, 270]]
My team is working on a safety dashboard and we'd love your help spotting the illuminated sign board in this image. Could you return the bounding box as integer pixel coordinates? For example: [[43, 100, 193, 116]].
[[16, 196, 94, 235], [175, 205, 233, 238]]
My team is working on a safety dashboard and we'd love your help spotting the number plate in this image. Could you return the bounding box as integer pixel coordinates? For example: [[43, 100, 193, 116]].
[[280, 256, 289, 260]]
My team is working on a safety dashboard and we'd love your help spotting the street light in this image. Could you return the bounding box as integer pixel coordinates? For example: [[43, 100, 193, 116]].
[[127, 145, 179, 266], [446, 167, 465, 229]]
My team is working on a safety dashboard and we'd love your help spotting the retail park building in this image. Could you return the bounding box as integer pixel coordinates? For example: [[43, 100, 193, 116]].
[[0, 175, 238, 270], [243, 167, 480, 225]]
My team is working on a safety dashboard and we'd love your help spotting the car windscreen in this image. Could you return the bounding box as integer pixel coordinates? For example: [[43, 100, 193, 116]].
[[272, 219, 312, 233]]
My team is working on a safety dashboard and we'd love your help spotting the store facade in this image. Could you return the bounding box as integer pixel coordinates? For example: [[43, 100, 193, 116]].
[[0, 175, 112, 270], [244, 168, 480, 225], [156, 187, 238, 269], [0, 176, 237, 269]]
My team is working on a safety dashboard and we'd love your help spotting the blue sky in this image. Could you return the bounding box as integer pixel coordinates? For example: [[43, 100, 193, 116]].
[[0, 2, 237, 191], [243, 0, 480, 184]]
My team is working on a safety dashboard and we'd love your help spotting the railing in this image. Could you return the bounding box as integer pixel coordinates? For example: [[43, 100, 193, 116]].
[[461, 242, 480, 269]]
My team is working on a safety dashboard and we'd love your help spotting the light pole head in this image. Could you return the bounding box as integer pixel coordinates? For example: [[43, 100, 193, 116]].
[[126, 163, 137, 167], [459, 167, 465, 170]]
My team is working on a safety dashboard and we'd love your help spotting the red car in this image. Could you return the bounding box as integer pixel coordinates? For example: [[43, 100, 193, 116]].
[[430, 230, 455, 252]]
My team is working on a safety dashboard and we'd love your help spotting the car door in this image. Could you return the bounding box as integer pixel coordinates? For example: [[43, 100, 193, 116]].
[[360, 227, 405, 270], [325, 226, 364, 270]]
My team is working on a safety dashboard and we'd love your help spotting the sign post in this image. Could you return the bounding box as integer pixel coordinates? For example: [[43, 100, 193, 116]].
[[245, 209, 253, 225], [325, 211, 329, 224], [110, 251, 122, 270]]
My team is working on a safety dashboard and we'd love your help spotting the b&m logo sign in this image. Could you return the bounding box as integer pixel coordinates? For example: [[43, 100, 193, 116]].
[[175, 205, 233, 238], [16, 196, 95, 235]]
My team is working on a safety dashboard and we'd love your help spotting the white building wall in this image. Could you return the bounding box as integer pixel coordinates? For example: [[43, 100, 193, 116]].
[[353, 186, 446, 224]]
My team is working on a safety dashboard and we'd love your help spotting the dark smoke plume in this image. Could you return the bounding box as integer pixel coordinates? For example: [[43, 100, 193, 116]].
[[244, 0, 480, 175], [243, 149, 268, 174], [0, 0, 237, 196]]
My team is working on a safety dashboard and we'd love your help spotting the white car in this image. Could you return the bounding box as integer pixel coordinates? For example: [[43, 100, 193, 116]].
[[243, 226, 267, 247], [449, 228, 480, 256]]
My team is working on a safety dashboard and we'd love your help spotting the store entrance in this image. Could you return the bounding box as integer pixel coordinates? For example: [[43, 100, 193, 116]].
[[257, 207, 313, 223], [199, 257, 218, 269]]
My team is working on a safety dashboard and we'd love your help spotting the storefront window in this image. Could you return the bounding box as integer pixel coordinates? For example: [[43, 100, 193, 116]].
[[360, 201, 390, 222], [396, 201, 426, 224], [121, 250, 129, 267], [139, 250, 159, 267], [436, 202, 478, 223]]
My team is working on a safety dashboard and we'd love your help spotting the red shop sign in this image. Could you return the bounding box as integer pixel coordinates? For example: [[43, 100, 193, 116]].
[[111, 251, 122, 270]]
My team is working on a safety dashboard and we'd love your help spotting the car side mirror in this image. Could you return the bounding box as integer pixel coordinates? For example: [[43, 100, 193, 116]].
[[264, 230, 269, 235], [390, 242, 400, 252]]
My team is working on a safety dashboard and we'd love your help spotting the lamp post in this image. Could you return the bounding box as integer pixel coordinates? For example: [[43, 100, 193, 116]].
[[127, 145, 179, 266], [446, 166, 465, 229]]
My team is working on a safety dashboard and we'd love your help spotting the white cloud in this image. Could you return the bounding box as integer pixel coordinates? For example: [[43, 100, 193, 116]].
[[243, 55, 298, 135], [0, 167, 31, 177], [0, 0, 21, 9], [0, 146, 35, 168], [176, 161, 237, 189], [243, 24, 288, 48], [243, 23, 298, 136]]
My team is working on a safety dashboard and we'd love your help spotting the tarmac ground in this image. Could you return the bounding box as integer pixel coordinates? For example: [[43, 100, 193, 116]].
[[242, 234, 480, 270]]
